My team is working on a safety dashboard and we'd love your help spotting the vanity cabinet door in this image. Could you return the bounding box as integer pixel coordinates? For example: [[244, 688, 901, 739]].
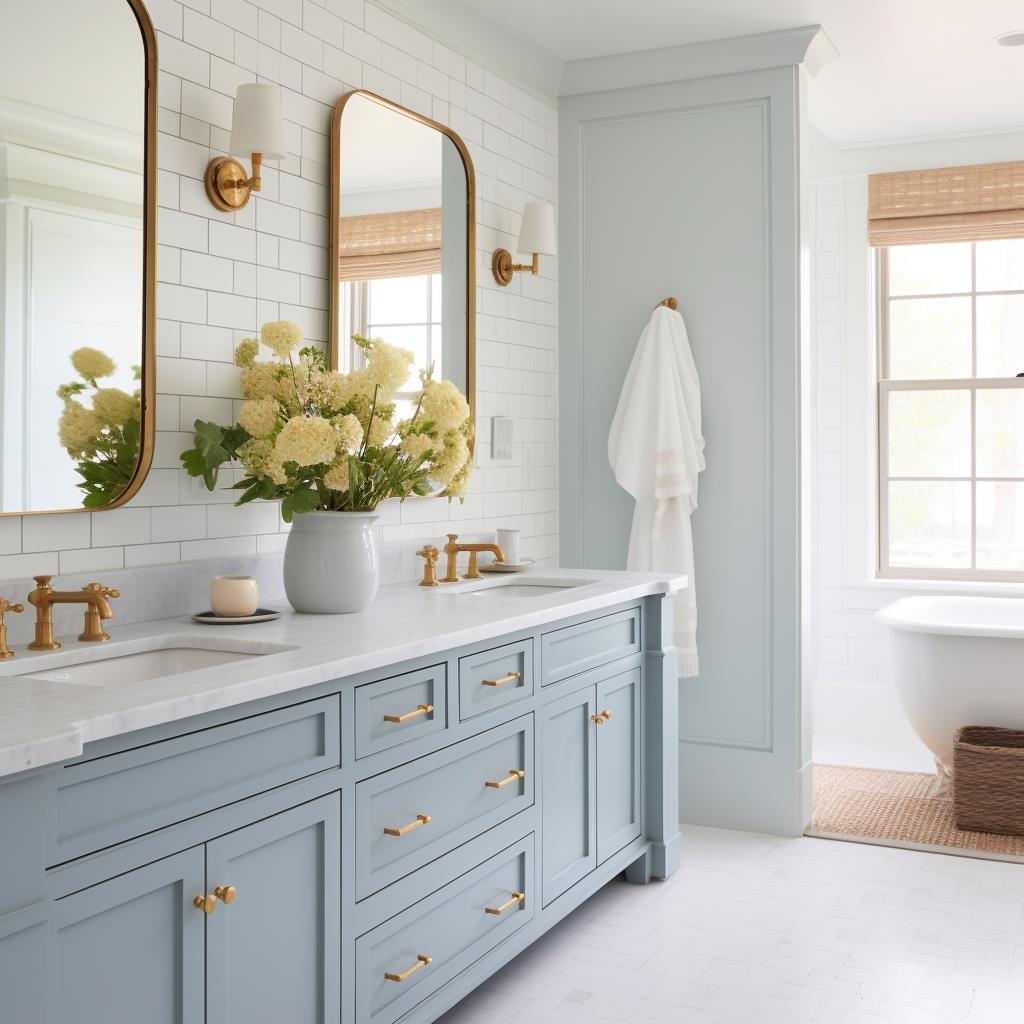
[[53, 847, 205, 1024], [205, 793, 341, 1024], [596, 668, 642, 863], [540, 686, 596, 905]]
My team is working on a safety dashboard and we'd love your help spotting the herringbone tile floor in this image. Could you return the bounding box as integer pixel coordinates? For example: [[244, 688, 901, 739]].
[[439, 826, 1024, 1023]]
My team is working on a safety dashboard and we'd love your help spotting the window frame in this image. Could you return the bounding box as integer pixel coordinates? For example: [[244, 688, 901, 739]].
[[344, 273, 442, 406], [876, 244, 1024, 581]]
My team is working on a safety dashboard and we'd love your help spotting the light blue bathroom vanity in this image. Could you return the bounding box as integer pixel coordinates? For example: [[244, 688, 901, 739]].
[[0, 571, 683, 1024]]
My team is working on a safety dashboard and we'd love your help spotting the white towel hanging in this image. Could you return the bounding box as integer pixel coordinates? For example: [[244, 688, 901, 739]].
[[608, 300, 705, 677]]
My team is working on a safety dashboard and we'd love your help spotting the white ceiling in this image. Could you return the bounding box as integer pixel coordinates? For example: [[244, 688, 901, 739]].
[[339, 93, 442, 193], [0, 0, 142, 134], [467, 0, 1024, 145]]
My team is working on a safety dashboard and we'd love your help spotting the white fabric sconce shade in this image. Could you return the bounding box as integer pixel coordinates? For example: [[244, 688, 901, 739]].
[[492, 200, 556, 286], [229, 83, 287, 160], [206, 83, 286, 212], [516, 201, 557, 257]]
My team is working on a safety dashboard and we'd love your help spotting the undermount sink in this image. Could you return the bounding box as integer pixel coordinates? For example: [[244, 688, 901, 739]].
[[13, 640, 289, 689], [442, 577, 595, 598]]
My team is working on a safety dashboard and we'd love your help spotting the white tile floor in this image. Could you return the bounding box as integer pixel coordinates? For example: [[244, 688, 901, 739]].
[[439, 826, 1024, 1024]]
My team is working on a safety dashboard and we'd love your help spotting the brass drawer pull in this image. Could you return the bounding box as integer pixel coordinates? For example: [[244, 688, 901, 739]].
[[193, 894, 216, 914], [590, 709, 613, 725], [485, 768, 525, 790], [383, 813, 431, 837], [384, 953, 432, 983], [383, 703, 433, 724], [485, 891, 525, 915], [481, 670, 521, 687], [214, 884, 237, 905]]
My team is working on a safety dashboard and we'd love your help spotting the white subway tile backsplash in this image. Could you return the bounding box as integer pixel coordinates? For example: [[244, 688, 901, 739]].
[[23, 515, 91, 553], [0, 0, 559, 594], [92, 509, 152, 548], [59, 547, 125, 575]]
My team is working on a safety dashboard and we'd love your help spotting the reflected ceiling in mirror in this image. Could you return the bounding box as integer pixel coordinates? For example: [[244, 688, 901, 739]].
[[0, 0, 156, 515], [330, 90, 475, 425]]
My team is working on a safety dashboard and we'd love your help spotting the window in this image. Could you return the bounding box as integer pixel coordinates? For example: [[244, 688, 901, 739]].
[[341, 273, 441, 420], [878, 240, 1024, 579]]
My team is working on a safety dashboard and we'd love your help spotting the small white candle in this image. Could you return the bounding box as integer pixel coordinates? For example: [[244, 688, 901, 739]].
[[209, 575, 259, 617]]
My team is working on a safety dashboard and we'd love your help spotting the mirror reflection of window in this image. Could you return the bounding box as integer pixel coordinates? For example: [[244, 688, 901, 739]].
[[334, 92, 469, 418]]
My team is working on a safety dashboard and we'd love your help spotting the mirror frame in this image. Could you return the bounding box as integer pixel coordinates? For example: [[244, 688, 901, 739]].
[[1, 0, 157, 517], [328, 89, 476, 427]]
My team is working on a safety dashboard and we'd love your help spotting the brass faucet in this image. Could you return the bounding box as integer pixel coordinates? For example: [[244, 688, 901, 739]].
[[27, 576, 121, 650], [0, 598, 24, 659], [416, 546, 440, 587], [441, 534, 505, 582]]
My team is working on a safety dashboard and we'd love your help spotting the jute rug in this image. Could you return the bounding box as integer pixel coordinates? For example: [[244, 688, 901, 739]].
[[808, 763, 1024, 861]]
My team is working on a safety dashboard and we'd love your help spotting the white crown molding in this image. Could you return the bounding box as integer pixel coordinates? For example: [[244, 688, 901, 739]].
[[370, 0, 563, 104], [560, 25, 836, 97], [0, 96, 143, 173]]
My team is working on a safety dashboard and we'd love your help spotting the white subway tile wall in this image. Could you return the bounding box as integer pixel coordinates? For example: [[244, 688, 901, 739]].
[[0, 0, 558, 583], [809, 182, 935, 772]]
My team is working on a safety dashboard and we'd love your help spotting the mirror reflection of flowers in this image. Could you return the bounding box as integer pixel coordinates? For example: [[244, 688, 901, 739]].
[[57, 347, 142, 507], [180, 321, 473, 521]]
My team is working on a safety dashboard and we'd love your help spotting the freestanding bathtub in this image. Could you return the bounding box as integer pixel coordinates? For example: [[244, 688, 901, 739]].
[[876, 596, 1024, 776]]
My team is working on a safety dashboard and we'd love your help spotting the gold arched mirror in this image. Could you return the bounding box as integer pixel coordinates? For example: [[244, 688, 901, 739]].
[[329, 91, 475, 427], [0, 0, 156, 515]]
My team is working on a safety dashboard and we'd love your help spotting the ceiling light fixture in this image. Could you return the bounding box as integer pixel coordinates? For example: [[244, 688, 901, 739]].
[[995, 30, 1024, 47]]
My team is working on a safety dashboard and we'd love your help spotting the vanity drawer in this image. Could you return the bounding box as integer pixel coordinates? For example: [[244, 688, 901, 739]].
[[355, 664, 447, 759], [356, 835, 534, 1024], [541, 607, 641, 686], [52, 696, 339, 864], [354, 716, 533, 899], [458, 639, 533, 721]]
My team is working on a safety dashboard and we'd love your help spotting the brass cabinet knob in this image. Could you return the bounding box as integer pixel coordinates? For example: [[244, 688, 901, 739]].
[[193, 894, 216, 914], [214, 884, 237, 905], [600, 709, 612, 721]]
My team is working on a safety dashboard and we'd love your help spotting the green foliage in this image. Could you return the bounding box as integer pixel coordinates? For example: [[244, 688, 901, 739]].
[[73, 416, 141, 507], [180, 420, 252, 490]]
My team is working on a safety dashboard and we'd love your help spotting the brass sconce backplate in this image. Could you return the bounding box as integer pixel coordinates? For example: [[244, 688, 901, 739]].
[[491, 248, 515, 286], [205, 156, 252, 211]]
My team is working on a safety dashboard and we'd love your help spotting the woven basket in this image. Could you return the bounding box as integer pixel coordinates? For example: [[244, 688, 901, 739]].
[[953, 726, 1024, 836]]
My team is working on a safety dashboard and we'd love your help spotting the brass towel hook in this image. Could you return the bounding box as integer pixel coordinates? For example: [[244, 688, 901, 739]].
[[656, 297, 678, 311]]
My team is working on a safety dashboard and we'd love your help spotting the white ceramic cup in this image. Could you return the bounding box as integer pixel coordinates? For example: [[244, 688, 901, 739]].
[[496, 528, 521, 566], [209, 575, 259, 617]]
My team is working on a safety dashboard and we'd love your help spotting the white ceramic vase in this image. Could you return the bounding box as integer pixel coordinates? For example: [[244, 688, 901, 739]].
[[283, 510, 380, 613]]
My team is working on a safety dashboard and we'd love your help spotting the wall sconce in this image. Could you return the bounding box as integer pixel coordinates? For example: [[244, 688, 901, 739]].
[[205, 83, 286, 212], [491, 200, 556, 286]]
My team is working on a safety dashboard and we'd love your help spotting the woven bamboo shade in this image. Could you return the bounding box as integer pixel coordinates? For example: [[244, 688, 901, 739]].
[[868, 161, 1024, 246], [338, 207, 441, 281]]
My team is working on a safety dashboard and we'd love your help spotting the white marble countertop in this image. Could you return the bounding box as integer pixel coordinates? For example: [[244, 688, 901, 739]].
[[0, 568, 685, 780]]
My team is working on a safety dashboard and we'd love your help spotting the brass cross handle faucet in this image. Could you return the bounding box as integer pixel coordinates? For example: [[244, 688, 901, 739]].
[[441, 534, 505, 582], [416, 546, 440, 587], [27, 576, 121, 650], [0, 598, 24, 659]]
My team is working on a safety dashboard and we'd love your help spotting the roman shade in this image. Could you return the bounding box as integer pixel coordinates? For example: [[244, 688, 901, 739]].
[[337, 207, 441, 281], [868, 160, 1024, 246]]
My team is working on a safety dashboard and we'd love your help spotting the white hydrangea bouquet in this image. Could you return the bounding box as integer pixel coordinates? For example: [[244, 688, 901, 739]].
[[57, 347, 142, 507], [180, 320, 473, 521]]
